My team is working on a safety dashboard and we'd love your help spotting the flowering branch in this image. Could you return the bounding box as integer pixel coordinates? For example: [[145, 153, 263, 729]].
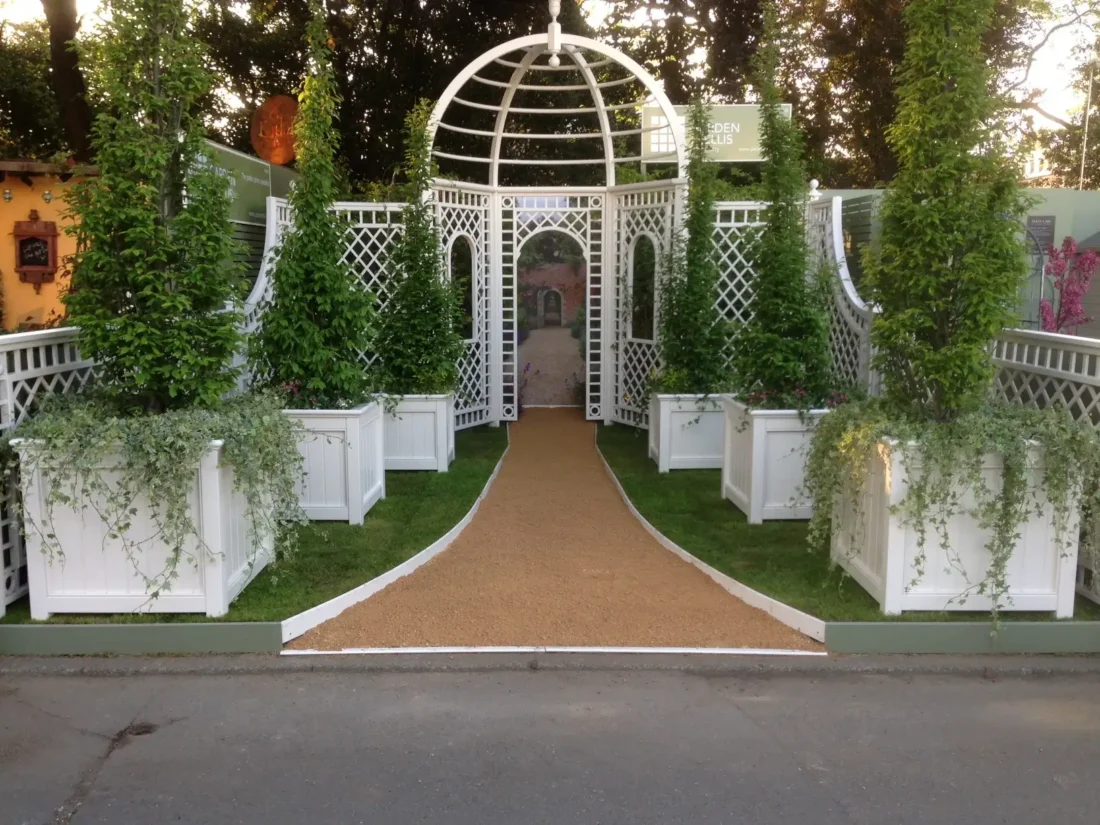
[[1040, 236, 1099, 334]]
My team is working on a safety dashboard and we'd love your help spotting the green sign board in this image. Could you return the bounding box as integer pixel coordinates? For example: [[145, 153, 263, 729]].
[[205, 141, 274, 224], [640, 104, 792, 164]]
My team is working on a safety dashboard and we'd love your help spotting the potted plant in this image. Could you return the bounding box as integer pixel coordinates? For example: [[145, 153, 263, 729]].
[[248, 3, 383, 526], [372, 101, 465, 472], [723, 4, 838, 523], [647, 102, 731, 472], [804, 0, 1100, 619], [9, 0, 304, 620]]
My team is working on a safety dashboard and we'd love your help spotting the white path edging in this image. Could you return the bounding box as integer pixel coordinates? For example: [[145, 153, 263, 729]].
[[282, 646, 826, 657], [595, 430, 827, 644], [280, 428, 512, 644]]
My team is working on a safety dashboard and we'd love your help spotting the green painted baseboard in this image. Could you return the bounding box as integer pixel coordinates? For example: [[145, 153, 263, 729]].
[[0, 623, 283, 655], [827, 622, 1100, 654]]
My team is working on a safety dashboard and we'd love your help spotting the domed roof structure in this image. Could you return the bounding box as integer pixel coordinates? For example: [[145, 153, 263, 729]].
[[428, 1, 687, 188]]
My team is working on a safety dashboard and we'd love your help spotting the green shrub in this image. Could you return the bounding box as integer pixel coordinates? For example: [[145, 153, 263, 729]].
[[64, 0, 242, 413], [730, 2, 833, 409], [863, 0, 1030, 424], [372, 101, 466, 396], [249, 1, 375, 408]]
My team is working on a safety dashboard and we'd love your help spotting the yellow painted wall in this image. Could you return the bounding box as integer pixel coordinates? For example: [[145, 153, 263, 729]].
[[0, 174, 76, 330]]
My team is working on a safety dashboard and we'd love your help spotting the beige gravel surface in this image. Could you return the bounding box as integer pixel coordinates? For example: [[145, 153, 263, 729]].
[[290, 408, 821, 651], [518, 327, 585, 406]]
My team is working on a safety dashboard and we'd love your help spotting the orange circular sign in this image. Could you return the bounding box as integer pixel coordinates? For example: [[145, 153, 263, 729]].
[[250, 95, 298, 166]]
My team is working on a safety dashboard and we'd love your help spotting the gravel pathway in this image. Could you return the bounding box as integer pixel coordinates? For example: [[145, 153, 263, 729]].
[[518, 327, 585, 406], [290, 408, 820, 651]]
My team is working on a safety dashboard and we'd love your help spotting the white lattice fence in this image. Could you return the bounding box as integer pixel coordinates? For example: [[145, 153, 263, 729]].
[[0, 328, 95, 608], [437, 187, 492, 429], [613, 185, 678, 426], [713, 203, 767, 370], [809, 197, 875, 390], [993, 330, 1100, 425]]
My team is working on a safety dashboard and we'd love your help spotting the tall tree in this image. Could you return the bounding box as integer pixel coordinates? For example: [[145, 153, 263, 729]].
[[250, 1, 376, 406], [40, 0, 94, 161], [865, 0, 1029, 422], [1038, 40, 1100, 188], [66, 0, 242, 412], [0, 20, 64, 159]]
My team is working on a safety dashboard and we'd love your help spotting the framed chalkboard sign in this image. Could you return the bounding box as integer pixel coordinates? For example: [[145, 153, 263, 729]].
[[13, 209, 58, 290], [19, 236, 50, 268]]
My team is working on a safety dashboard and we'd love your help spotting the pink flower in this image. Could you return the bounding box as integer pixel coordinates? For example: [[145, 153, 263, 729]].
[[1042, 236, 1098, 334]]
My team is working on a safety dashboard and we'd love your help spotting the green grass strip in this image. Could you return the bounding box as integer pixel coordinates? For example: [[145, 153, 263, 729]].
[[597, 423, 1100, 623], [1, 425, 508, 625]]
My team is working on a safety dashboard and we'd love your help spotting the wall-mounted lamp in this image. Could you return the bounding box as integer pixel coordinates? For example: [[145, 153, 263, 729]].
[[41, 190, 53, 204], [2, 189, 12, 203]]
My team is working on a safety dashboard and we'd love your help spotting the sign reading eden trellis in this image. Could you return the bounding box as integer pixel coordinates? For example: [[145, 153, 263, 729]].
[[641, 104, 793, 163]]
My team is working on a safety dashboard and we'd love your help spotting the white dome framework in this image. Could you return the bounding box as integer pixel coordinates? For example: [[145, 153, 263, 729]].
[[427, 29, 689, 187]]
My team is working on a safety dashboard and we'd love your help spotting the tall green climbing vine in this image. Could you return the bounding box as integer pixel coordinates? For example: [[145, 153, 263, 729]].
[[250, 1, 375, 409], [652, 102, 730, 396], [372, 100, 465, 396], [730, 2, 832, 409]]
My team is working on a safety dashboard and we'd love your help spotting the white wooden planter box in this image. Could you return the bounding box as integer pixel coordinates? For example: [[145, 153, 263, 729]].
[[286, 401, 385, 526], [833, 439, 1080, 618], [383, 394, 455, 472], [14, 440, 274, 620], [648, 394, 725, 472], [721, 397, 825, 523]]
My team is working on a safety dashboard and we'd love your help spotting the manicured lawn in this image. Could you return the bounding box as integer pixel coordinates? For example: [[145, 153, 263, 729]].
[[597, 423, 1100, 623], [0, 425, 508, 625]]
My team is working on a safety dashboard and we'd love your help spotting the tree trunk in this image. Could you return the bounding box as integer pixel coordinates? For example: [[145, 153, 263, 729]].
[[41, 0, 94, 162]]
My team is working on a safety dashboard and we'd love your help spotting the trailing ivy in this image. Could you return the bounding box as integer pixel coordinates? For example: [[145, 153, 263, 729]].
[[730, 2, 833, 410], [805, 0, 1093, 620], [249, 1, 375, 409], [64, 0, 243, 413], [652, 102, 730, 396], [805, 399, 1100, 613], [372, 100, 466, 397], [8, 392, 307, 600]]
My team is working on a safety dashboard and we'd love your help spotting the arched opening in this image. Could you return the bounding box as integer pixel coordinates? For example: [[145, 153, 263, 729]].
[[449, 235, 476, 340], [630, 234, 657, 341], [542, 289, 564, 326], [516, 229, 587, 409]]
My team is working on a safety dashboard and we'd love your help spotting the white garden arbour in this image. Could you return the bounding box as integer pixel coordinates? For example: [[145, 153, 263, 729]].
[[420, 2, 689, 426], [242, 2, 696, 429]]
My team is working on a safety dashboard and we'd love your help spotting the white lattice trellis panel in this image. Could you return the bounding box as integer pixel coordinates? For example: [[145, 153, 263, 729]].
[[503, 193, 605, 421], [993, 330, 1100, 425], [612, 185, 679, 426], [437, 187, 492, 430], [0, 328, 95, 607], [713, 204, 767, 370], [809, 198, 875, 390]]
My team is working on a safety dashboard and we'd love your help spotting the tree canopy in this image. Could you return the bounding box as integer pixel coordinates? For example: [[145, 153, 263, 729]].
[[7, 0, 1094, 192]]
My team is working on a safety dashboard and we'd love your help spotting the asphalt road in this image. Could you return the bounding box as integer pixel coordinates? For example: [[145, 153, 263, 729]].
[[3, 665, 1099, 825]]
